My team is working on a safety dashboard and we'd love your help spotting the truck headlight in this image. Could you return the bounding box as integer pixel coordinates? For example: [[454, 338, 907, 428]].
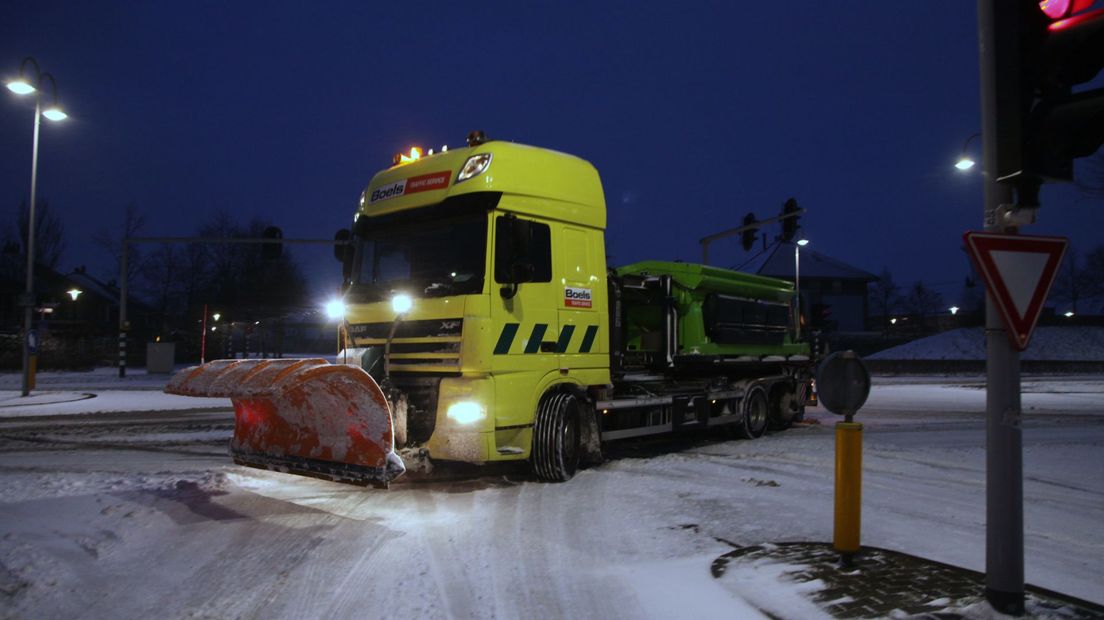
[[446, 401, 486, 425], [392, 293, 413, 314]]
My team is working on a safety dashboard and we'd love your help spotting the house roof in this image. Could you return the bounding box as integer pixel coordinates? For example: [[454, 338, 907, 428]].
[[741, 241, 878, 282], [65, 268, 121, 305]]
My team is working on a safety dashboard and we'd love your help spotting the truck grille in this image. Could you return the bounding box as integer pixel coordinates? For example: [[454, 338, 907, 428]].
[[348, 318, 463, 373]]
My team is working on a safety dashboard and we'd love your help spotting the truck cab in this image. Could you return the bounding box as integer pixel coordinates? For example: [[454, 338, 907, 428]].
[[341, 136, 610, 473]]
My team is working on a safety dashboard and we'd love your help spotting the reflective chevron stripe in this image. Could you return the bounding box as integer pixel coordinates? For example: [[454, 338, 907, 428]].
[[524, 324, 548, 354], [493, 323, 598, 355], [556, 325, 575, 353], [494, 323, 520, 355], [579, 325, 598, 353]]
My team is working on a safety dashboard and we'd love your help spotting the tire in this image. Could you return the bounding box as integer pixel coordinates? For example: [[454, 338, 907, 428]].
[[736, 386, 769, 439], [769, 386, 800, 431], [531, 391, 581, 482]]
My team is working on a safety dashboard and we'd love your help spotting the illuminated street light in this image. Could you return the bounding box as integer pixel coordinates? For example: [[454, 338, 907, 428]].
[[212, 312, 221, 321], [42, 107, 67, 121], [7, 57, 69, 397], [67, 288, 82, 301], [1064, 311, 1075, 318], [6, 79, 34, 95], [955, 132, 980, 172], [950, 306, 960, 315]]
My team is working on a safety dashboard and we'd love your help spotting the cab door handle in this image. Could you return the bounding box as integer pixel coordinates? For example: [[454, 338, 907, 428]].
[[540, 341, 558, 353]]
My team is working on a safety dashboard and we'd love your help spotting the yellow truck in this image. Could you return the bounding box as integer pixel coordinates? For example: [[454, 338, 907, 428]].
[[167, 133, 813, 486]]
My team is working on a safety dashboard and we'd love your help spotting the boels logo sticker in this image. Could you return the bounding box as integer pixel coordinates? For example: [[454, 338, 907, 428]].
[[565, 287, 592, 308], [369, 170, 451, 204]]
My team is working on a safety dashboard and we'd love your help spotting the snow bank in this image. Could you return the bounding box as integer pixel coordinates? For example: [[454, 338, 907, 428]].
[[869, 327, 1104, 361]]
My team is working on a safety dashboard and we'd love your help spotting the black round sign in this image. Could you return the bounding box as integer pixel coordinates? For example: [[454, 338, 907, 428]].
[[816, 351, 870, 417]]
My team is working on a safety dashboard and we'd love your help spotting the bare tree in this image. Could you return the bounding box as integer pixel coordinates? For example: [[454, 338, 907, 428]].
[[959, 274, 984, 318], [141, 244, 183, 322], [93, 203, 146, 284], [13, 200, 66, 269], [869, 267, 902, 335], [187, 212, 310, 320], [906, 281, 945, 332], [1051, 245, 1085, 314]]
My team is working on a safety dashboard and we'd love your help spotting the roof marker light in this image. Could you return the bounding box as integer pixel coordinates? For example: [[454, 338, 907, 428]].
[[456, 153, 492, 183]]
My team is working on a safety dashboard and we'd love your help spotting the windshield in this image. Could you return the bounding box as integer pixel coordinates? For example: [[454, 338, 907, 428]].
[[350, 209, 488, 302]]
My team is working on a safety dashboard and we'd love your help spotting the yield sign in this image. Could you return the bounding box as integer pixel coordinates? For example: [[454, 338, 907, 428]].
[[964, 231, 1067, 351]]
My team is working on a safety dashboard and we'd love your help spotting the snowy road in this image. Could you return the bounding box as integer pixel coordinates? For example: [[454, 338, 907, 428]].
[[1, 377, 1101, 618]]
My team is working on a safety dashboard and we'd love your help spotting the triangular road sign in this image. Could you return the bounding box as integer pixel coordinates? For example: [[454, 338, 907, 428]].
[[963, 231, 1068, 351]]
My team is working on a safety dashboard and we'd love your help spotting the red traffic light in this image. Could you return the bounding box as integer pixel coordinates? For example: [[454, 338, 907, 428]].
[[1039, 0, 1094, 20]]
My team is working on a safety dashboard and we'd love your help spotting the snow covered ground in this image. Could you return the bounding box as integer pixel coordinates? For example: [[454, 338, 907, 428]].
[[0, 371, 1101, 618]]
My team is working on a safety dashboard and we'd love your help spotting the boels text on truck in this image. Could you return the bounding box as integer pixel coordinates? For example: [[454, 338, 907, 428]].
[[167, 132, 814, 487]]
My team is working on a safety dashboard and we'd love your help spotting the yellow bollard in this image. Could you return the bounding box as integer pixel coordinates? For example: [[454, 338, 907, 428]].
[[834, 421, 863, 556]]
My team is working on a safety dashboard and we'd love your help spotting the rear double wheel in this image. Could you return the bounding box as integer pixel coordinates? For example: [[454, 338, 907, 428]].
[[735, 386, 769, 439], [531, 391, 581, 482]]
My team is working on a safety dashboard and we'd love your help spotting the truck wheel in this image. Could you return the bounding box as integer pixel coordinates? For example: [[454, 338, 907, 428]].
[[736, 386, 769, 439], [769, 387, 800, 431], [532, 391, 581, 482]]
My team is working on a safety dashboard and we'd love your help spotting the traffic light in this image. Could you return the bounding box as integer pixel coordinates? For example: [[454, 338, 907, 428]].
[[1013, 0, 1104, 196], [741, 213, 759, 251], [780, 198, 801, 242], [261, 226, 283, 260]]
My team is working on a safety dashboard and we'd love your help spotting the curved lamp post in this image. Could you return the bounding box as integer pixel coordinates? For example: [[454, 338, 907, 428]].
[[7, 57, 69, 396], [955, 132, 981, 171]]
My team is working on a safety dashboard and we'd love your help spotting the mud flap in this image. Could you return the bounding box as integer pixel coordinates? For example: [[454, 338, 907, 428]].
[[166, 358, 405, 486]]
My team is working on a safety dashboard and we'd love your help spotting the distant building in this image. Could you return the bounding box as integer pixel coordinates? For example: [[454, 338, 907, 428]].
[[751, 242, 878, 332], [0, 253, 156, 368]]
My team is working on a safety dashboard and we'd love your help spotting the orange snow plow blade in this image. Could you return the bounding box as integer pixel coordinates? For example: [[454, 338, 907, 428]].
[[166, 358, 405, 486]]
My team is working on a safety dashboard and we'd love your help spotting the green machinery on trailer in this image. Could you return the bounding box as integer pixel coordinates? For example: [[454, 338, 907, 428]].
[[596, 259, 813, 448]]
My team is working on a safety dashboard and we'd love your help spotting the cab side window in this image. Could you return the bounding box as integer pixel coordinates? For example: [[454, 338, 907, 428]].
[[494, 216, 552, 283]]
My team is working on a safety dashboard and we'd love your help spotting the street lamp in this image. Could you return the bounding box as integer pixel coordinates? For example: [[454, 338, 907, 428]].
[[7, 57, 69, 397], [200, 307, 222, 364], [795, 239, 809, 334], [955, 132, 981, 171]]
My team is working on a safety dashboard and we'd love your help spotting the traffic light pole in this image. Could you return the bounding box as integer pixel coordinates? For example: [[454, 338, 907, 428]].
[[978, 0, 1024, 615], [699, 207, 805, 265]]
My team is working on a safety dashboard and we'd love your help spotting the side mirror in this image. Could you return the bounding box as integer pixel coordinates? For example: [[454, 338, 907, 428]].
[[333, 229, 352, 262], [499, 262, 535, 299]]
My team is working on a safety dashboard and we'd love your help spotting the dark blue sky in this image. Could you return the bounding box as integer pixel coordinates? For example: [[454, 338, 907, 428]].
[[3, 1, 1102, 303]]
